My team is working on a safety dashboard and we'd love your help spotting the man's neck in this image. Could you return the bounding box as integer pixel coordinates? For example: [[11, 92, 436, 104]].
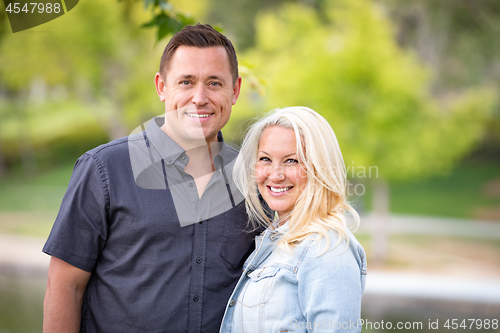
[[184, 143, 222, 199], [161, 123, 222, 198]]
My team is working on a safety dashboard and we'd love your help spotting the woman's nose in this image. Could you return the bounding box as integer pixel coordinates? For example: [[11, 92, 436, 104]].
[[269, 165, 285, 182]]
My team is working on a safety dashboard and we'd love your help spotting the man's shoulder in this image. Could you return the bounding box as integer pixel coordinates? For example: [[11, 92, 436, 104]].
[[81, 135, 135, 165], [87, 135, 130, 154]]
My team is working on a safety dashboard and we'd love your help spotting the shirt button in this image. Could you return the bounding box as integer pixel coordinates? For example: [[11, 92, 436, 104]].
[[196, 257, 202, 264], [181, 155, 186, 160], [167, 158, 172, 163], [189, 182, 194, 188], [193, 295, 199, 302], [229, 299, 235, 307]]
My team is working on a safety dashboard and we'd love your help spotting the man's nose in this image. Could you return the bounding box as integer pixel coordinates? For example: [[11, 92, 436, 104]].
[[192, 84, 209, 106]]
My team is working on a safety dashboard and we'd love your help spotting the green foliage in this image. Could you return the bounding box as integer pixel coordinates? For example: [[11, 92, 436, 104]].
[[0, 1, 124, 90], [384, 0, 500, 159], [0, 1, 9, 43], [0, 0, 166, 169], [205, 0, 324, 50], [386, 0, 500, 89], [242, 0, 496, 180], [168, 0, 211, 21], [141, 0, 196, 41]]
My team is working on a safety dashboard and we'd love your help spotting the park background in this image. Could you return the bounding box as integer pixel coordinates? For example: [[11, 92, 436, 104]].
[[0, 0, 499, 332]]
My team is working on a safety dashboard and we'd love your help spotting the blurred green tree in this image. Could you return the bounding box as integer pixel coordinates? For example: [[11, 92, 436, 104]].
[[206, 0, 300, 50], [0, 0, 165, 172], [241, 0, 496, 261], [385, 0, 500, 160]]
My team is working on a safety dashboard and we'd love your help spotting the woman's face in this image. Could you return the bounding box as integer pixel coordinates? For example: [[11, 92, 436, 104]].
[[256, 126, 308, 219]]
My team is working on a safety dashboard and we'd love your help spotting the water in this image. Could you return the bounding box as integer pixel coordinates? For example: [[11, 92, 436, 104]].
[[0, 274, 45, 333], [362, 294, 500, 333]]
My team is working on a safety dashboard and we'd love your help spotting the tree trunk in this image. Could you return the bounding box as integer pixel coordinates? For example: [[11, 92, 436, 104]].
[[371, 178, 390, 264], [0, 142, 6, 177]]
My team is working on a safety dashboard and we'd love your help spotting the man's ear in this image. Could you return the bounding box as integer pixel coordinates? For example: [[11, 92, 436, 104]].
[[154, 72, 166, 102], [232, 76, 242, 105]]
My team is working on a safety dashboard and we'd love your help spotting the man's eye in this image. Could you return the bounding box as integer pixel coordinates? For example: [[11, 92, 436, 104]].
[[210, 81, 222, 86], [180, 80, 191, 85]]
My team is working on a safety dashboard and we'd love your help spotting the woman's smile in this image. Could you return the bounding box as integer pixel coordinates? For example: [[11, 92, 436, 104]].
[[256, 126, 307, 218]]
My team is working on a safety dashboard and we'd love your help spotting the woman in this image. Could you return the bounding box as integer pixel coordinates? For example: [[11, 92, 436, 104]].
[[220, 107, 367, 333]]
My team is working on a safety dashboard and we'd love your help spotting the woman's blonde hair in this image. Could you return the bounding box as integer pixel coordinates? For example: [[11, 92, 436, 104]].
[[233, 106, 359, 251]]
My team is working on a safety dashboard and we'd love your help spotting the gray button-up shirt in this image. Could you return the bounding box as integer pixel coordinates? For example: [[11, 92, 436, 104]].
[[43, 117, 258, 333]]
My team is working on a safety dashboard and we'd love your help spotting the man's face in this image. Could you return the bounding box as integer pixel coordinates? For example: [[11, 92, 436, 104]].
[[155, 46, 241, 146]]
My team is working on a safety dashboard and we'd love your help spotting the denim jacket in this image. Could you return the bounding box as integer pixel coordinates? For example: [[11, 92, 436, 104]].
[[219, 223, 367, 333]]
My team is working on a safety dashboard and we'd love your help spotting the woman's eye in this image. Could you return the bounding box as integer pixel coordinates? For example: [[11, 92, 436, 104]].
[[286, 158, 299, 163], [259, 157, 270, 162]]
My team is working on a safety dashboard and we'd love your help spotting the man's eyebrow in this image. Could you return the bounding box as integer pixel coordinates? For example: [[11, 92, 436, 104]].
[[208, 75, 227, 83], [175, 74, 227, 84], [177, 74, 196, 80]]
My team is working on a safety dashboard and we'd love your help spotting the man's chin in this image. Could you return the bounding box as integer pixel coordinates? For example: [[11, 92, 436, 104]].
[[184, 125, 217, 143], [181, 133, 212, 148]]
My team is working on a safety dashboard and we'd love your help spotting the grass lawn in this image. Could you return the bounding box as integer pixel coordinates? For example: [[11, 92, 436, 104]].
[[0, 162, 74, 238], [0, 162, 73, 212], [359, 162, 500, 220]]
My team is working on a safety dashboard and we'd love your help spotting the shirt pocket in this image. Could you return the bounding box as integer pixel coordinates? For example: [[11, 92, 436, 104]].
[[239, 266, 280, 308]]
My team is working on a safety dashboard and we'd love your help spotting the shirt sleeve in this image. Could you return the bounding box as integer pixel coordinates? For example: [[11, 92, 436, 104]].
[[297, 234, 366, 332], [43, 153, 110, 272]]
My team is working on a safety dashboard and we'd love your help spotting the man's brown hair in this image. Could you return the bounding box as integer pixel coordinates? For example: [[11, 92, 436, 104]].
[[159, 23, 238, 83]]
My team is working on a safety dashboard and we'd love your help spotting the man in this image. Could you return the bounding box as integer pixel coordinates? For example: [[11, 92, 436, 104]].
[[43, 24, 258, 333]]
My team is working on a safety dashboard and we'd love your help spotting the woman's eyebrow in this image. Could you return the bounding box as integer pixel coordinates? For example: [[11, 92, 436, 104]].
[[258, 151, 297, 158]]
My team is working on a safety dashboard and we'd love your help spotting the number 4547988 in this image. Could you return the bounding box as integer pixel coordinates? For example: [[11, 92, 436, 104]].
[[5, 3, 61, 14], [444, 319, 498, 330]]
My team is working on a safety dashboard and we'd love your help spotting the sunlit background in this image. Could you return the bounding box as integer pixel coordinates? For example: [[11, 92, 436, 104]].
[[0, 0, 499, 332]]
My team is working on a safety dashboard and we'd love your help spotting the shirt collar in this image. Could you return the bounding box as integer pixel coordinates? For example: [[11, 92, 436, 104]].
[[145, 117, 231, 169]]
